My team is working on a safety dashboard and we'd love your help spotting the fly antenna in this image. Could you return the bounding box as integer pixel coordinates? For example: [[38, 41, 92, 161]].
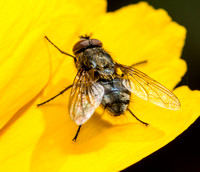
[[45, 36, 76, 60]]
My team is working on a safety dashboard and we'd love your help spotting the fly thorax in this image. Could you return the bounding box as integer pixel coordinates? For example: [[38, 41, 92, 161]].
[[76, 47, 115, 75], [94, 68, 115, 79]]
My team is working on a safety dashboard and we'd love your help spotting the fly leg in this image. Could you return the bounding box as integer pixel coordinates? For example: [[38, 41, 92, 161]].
[[72, 125, 82, 142], [127, 108, 149, 126], [102, 104, 108, 115], [37, 84, 73, 107], [131, 60, 147, 67], [45, 36, 76, 59]]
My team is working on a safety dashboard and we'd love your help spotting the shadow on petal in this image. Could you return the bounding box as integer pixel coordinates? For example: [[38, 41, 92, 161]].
[[29, 78, 164, 171]]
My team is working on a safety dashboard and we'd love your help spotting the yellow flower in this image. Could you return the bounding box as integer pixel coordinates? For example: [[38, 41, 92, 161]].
[[0, 0, 199, 171]]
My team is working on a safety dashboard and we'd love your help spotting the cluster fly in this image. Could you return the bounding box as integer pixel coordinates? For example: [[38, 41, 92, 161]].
[[38, 35, 180, 141]]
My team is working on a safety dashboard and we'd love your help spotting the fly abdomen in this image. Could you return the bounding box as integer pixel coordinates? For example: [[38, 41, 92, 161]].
[[99, 77, 131, 116]]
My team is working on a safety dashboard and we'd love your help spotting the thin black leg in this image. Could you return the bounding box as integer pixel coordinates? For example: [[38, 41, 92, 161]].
[[45, 36, 76, 59], [127, 108, 149, 126], [37, 84, 73, 107], [131, 60, 147, 67], [72, 125, 82, 142]]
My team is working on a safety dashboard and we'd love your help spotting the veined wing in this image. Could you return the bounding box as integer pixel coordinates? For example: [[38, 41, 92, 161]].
[[117, 63, 180, 110], [69, 69, 104, 125]]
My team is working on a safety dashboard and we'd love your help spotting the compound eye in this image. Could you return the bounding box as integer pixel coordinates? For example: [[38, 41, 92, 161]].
[[73, 40, 89, 54], [73, 38, 103, 54], [90, 39, 102, 47]]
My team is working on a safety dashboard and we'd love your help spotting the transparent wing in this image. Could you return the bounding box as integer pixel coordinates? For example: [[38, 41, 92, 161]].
[[117, 63, 180, 110], [69, 69, 104, 125]]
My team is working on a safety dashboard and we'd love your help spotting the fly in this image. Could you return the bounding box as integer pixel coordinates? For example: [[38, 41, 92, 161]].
[[38, 35, 181, 141]]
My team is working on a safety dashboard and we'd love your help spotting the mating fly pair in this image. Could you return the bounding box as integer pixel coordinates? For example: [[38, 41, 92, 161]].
[[38, 35, 180, 141]]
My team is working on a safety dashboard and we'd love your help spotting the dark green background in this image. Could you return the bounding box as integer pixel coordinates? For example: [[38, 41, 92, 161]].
[[107, 0, 200, 171]]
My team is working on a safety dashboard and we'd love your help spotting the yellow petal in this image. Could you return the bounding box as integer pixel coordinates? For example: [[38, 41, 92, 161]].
[[80, 2, 187, 89], [0, 1, 196, 172], [41, 2, 187, 92], [0, 86, 199, 172], [0, 0, 50, 128], [0, 0, 106, 128], [42, 0, 106, 74]]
